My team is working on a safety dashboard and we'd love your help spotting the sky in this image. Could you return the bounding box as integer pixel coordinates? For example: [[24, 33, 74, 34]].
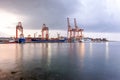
[[0, 0, 120, 40]]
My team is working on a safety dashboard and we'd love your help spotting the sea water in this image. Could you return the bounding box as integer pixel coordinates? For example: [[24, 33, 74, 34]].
[[0, 42, 120, 80]]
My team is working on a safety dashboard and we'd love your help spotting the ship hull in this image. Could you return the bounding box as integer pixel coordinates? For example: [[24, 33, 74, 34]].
[[18, 38, 26, 43], [31, 39, 65, 43]]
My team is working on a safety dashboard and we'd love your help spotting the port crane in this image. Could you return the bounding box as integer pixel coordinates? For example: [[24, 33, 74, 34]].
[[74, 18, 84, 39], [67, 18, 84, 41], [41, 24, 49, 40], [67, 17, 72, 39], [16, 22, 24, 39]]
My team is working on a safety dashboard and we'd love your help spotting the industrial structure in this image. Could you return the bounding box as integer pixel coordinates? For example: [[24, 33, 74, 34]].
[[16, 22, 24, 39], [41, 24, 49, 40], [16, 22, 25, 43], [0, 17, 109, 43], [67, 17, 84, 41], [15, 17, 85, 43]]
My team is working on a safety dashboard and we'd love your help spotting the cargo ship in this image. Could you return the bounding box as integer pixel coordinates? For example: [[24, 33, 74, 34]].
[[18, 38, 26, 43], [31, 38, 66, 43]]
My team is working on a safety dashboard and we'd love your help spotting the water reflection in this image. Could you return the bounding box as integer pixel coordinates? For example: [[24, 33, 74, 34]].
[[0, 44, 18, 71], [78, 43, 85, 68], [47, 43, 52, 66], [69, 43, 75, 55], [79, 43, 85, 60], [15, 44, 24, 71], [15, 43, 52, 73], [105, 42, 109, 61], [41, 43, 52, 67], [89, 42, 93, 57], [0, 42, 120, 80]]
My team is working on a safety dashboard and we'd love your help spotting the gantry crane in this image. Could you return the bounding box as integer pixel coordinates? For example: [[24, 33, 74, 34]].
[[16, 22, 24, 39], [41, 24, 49, 40], [67, 17, 72, 39], [67, 18, 84, 40], [74, 18, 84, 39]]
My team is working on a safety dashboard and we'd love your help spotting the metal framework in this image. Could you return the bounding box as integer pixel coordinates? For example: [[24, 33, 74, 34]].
[[74, 18, 84, 39], [67, 18, 84, 40], [16, 22, 23, 39], [67, 17, 72, 39], [41, 24, 49, 40]]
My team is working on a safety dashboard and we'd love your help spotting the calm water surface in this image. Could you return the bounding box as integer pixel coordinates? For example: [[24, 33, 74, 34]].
[[0, 42, 120, 80]]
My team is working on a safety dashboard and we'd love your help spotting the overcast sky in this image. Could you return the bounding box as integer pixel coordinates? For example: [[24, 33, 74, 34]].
[[0, 0, 120, 33]]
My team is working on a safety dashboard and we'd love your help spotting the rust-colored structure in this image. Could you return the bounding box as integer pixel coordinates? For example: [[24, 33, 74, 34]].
[[41, 24, 49, 40], [67, 18, 84, 40], [67, 17, 72, 39], [74, 18, 84, 39], [16, 22, 24, 39]]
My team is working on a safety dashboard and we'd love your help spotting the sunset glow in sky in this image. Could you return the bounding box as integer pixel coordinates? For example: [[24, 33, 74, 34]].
[[0, 0, 120, 41]]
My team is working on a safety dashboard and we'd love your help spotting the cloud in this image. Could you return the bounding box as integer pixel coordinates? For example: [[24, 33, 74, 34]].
[[0, 0, 120, 32], [0, 0, 80, 29], [72, 0, 120, 32]]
